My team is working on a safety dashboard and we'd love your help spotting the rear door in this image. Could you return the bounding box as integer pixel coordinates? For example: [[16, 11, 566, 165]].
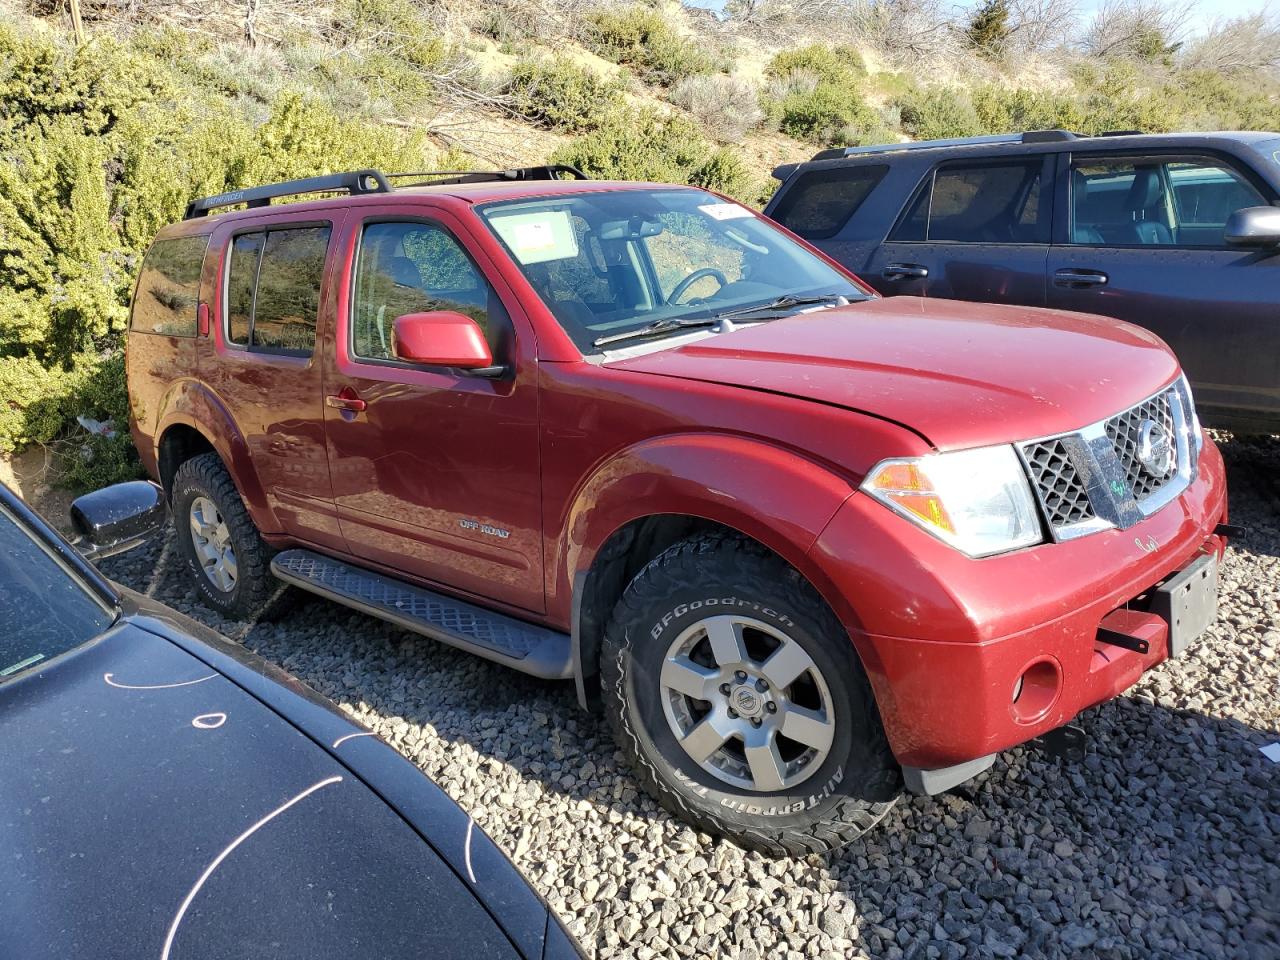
[[322, 204, 544, 615], [200, 210, 345, 549], [865, 155, 1053, 305], [1046, 150, 1280, 429]]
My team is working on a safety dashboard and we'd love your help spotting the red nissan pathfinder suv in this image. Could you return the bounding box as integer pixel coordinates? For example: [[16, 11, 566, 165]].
[[126, 166, 1229, 856]]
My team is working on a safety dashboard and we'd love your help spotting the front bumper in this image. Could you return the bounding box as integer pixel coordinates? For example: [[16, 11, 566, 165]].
[[809, 436, 1229, 772]]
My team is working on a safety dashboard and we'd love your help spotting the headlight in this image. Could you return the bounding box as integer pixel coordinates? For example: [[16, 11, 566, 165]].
[[1179, 373, 1203, 453], [861, 445, 1043, 558]]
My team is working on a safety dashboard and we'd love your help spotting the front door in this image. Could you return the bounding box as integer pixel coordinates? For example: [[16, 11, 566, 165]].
[[1046, 151, 1280, 429], [322, 207, 544, 614], [865, 155, 1053, 306]]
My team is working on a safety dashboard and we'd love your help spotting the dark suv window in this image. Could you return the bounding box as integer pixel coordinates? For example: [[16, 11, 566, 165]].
[[771, 165, 888, 240], [892, 159, 1048, 244], [131, 236, 209, 336], [224, 225, 330, 353], [351, 221, 501, 362], [1070, 156, 1265, 247]]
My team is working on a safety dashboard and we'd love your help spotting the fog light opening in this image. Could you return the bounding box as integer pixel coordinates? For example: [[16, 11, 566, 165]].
[[1011, 658, 1060, 724]]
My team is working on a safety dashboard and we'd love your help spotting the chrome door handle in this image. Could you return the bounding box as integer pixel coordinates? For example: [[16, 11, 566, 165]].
[[325, 392, 367, 413], [1054, 268, 1108, 288], [882, 263, 929, 281]]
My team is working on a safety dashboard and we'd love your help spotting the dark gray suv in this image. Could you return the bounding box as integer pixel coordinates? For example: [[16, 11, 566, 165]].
[[765, 130, 1280, 434]]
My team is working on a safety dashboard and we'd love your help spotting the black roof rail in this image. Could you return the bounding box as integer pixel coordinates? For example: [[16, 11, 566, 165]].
[[182, 165, 590, 220], [1098, 129, 1143, 137], [386, 164, 590, 188], [807, 129, 1079, 163], [183, 170, 390, 220]]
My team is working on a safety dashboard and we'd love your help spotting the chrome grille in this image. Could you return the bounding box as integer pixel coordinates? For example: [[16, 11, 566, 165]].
[[1105, 390, 1176, 501], [1022, 438, 1095, 527], [1017, 381, 1196, 542]]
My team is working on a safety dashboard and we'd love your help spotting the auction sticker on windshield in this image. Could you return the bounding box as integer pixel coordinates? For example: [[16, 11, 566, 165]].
[[698, 202, 754, 221], [489, 210, 578, 264]]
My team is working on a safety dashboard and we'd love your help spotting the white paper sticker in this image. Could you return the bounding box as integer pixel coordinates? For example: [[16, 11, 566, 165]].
[[698, 202, 755, 221], [490, 210, 578, 264]]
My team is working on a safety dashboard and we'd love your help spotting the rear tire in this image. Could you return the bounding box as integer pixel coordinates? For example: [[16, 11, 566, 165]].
[[601, 532, 901, 858], [171, 453, 279, 621]]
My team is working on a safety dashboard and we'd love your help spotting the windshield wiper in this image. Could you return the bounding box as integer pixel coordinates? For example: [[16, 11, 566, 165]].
[[709, 293, 847, 323], [593, 316, 722, 348]]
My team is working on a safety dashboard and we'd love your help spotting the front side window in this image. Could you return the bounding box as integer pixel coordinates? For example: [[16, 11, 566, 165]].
[[351, 221, 500, 362], [771, 164, 889, 240], [891, 160, 1048, 244], [224, 225, 330, 353], [478, 188, 865, 353], [0, 506, 112, 682], [1071, 156, 1266, 247], [131, 235, 209, 336]]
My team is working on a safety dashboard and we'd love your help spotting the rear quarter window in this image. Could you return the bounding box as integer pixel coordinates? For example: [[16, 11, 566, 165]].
[[772, 164, 888, 240], [130, 236, 209, 336]]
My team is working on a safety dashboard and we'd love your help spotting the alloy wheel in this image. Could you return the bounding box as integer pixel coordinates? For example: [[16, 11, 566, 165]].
[[189, 496, 238, 593]]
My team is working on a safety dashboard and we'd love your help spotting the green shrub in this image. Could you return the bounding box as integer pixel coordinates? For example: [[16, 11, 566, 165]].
[[549, 107, 755, 201], [774, 84, 882, 144], [896, 86, 983, 140], [586, 5, 716, 86], [971, 86, 1088, 134], [965, 0, 1012, 60], [765, 44, 866, 85], [505, 56, 624, 133]]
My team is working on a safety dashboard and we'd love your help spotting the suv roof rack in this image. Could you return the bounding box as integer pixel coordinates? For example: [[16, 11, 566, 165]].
[[183, 164, 590, 220], [808, 129, 1078, 162]]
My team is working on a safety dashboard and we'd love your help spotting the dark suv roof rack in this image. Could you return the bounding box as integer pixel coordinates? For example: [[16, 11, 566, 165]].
[[183, 165, 590, 220], [808, 129, 1078, 163]]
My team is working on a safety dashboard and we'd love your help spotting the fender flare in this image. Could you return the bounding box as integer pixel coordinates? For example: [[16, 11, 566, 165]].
[[559, 432, 860, 706], [153, 380, 279, 533]]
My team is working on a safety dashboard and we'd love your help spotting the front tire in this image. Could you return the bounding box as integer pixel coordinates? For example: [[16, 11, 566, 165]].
[[171, 453, 278, 621], [601, 532, 901, 858]]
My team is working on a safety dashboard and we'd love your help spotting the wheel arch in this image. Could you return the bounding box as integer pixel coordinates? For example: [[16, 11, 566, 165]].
[[563, 433, 864, 710], [153, 381, 278, 532]]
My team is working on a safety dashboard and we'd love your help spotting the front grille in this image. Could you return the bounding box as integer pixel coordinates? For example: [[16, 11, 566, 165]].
[[1022, 438, 1095, 527], [1105, 390, 1177, 501], [1018, 383, 1192, 541]]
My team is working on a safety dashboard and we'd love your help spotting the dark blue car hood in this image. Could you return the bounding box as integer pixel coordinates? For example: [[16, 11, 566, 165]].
[[0, 619, 519, 960]]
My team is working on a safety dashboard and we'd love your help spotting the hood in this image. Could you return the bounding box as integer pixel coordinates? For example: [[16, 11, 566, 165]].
[[605, 297, 1181, 450], [0, 621, 520, 960]]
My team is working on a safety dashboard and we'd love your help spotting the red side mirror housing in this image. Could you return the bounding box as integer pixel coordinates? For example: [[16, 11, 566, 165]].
[[392, 311, 493, 369]]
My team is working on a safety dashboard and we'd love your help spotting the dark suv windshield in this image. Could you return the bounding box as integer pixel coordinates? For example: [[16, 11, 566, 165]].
[[478, 188, 864, 352], [0, 506, 112, 680]]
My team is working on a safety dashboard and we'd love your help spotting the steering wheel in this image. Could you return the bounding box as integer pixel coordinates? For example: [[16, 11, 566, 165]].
[[666, 267, 728, 305]]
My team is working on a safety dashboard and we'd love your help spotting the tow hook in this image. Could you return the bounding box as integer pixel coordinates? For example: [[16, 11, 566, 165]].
[[1215, 523, 1247, 539], [1031, 724, 1087, 762]]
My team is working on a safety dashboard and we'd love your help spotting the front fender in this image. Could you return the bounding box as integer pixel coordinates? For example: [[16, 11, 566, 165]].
[[154, 380, 279, 533]]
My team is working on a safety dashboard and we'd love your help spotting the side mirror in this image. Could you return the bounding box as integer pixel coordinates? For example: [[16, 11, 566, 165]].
[[1224, 206, 1280, 248], [392, 311, 498, 373], [69, 480, 167, 561]]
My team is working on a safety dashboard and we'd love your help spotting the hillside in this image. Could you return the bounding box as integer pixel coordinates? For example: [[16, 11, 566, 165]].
[[2, 0, 1279, 492]]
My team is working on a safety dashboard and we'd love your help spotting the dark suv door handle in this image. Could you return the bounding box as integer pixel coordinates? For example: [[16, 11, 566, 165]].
[[325, 389, 367, 413], [882, 262, 929, 281], [1054, 268, 1108, 288]]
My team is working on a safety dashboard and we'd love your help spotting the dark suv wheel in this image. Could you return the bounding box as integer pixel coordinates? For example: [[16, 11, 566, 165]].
[[171, 453, 278, 620], [600, 532, 901, 857]]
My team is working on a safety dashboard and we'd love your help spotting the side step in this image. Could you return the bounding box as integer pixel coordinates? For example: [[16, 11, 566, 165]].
[[271, 549, 573, 680]]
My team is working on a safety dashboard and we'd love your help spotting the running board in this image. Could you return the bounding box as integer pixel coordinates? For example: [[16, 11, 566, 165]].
[[271, 549, 573, 680]]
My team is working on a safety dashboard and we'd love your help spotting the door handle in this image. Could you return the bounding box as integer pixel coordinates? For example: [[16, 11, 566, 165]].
[[882, 262, 929, 281], [1054, 268, 1108, 288], [325, 389, 367, 413]]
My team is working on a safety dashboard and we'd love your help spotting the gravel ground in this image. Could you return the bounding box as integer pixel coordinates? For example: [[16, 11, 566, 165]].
[[100, 433, 1280, 960]]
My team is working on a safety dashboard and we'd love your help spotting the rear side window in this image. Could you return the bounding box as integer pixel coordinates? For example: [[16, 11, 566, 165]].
[[891, 160, 1048, 244], [224, 225, 330, 354], [130, 236, 209, 336], [771, 165, 888, 240]]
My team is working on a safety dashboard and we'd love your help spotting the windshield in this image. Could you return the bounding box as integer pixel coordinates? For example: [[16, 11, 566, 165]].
[[0, 505, 112, 680], [478, 188, 866, 352]]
